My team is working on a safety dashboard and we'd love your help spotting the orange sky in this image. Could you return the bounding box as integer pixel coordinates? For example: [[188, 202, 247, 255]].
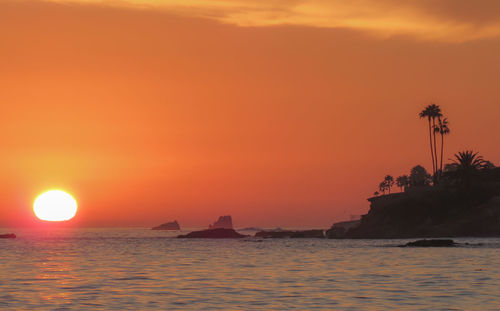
[[1, 0, 500, 228]]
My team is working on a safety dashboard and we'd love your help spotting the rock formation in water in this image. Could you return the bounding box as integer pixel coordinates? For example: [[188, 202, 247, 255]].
[[209, 215, 233, 229], [152, 220, 181, 230], [401, 239, 456, 247], [325, 220, 360, 238], [238, 227, 263, 231], [0, 233, 16, 238], [255, 229, 325, 238], [177, 228, 246, 239]]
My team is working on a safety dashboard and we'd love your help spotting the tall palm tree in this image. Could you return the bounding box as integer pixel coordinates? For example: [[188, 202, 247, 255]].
[[436, 117, 450, 174], [419, 104, 442, 177], [430, 105, 442, 178], [419, 106, 435, 175]]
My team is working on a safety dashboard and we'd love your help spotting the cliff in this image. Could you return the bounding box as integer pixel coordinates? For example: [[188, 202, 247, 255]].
[[330, 168, 500, 239]]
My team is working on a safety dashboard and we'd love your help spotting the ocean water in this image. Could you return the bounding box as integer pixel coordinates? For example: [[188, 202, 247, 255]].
[[1, 228, 500, 310]]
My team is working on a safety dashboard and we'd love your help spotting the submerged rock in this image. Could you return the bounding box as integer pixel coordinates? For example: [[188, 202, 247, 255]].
[[152, 220, 181, 230], [0, 233, 16, 239], [239, 227, 263, 231], [401, 239, 456, 247], [209, 215, 233, 229], [255, 230, 325, 239], [177, 228, 246, 239]]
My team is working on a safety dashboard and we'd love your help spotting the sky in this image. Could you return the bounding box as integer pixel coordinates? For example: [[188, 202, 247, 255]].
[[1, 0, 500, 228]]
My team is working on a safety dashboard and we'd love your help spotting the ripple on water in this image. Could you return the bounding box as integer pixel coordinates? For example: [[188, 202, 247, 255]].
[[1, 229, 500, 310]]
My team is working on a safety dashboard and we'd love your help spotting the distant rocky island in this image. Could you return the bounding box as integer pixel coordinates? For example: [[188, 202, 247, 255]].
[[0, 233, 16, 239], [178, 228, 246, 239], [152, 220, 181, 231], [209, 215, 233, 229]]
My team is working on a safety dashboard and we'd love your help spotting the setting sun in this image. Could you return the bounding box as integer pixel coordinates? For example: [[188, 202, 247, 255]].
[[33, 190, 78, 221]]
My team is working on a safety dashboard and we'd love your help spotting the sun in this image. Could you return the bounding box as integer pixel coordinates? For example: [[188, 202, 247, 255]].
[[33, 190, 78, 221]]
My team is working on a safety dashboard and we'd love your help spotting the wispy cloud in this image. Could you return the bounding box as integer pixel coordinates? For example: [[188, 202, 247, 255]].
[[43, 0, 500, 42]]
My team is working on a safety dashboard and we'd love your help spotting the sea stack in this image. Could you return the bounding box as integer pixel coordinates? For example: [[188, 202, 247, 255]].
[[209, 215, 233, 229], [152, 220, 181, 230]]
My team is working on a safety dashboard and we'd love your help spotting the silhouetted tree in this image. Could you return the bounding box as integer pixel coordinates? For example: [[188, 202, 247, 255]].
[[409, 165, 431, 187], [419, 104, 442, 178], [384, 175, 394, 194], [373, 191, 380, 196], [378, 181, 388, 195], [396, 175, 409, 192], [450, 150, 485, 171], [436, 117, 450, 178], [483, 160, 496, 170], [446, 150, 488, 188]]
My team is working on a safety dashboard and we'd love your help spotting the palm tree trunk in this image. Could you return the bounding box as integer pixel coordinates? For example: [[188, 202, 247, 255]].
[[432, 117, 439, 181], [440, 133, 444, 174], [428, 118, 435, 175]]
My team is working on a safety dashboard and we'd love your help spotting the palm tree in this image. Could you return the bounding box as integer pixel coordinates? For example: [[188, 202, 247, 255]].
[[450, 150, 485, 171], [396, 175, 409, 192], [384, 175, 394, 194], [379, 181, 387, 195], [448, 150, 486, 188], [419, 106, 435, 175], [436, 117, 450, 176], [419, 104, 442, 177]]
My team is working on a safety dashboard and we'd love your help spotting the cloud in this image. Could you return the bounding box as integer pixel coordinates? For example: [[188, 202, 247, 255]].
[[40, 0, 500, 42]]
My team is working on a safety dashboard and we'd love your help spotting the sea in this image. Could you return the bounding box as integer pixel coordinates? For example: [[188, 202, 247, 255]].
[[1, 228, 499, 310]]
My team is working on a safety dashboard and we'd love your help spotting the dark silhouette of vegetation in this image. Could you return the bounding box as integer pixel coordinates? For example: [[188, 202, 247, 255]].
[[450, 150, 486, 170], [419, 104, 451, 184], [483, 161, 496, 170], [396, 175, 409, 191], [409, 165, 431, 188], [378, 175, 394, 194], [419, 104, 442, 177], [374, 166, 430, 195], [436, 117, 450, 178], [444, 150, 494, 189]]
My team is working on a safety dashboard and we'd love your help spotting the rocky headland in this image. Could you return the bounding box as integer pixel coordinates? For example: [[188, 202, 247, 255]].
[[327, 168, 500, 239]]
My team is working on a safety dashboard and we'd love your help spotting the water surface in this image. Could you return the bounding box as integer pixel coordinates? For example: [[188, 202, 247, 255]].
[[1, 228, 499, 310]]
